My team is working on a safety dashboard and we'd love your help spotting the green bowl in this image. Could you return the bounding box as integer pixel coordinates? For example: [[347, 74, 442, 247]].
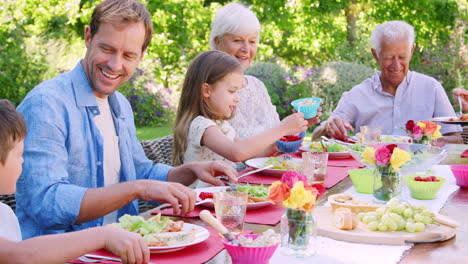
[[349, 168, 374, 194], [404, 175, 445, 200]]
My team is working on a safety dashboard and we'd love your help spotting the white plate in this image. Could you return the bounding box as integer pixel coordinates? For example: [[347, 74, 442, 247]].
[[300, 142, 351, 159], [149, 223, 209, 253], [244, 157, 303, 176], [195, 186, 271, 210], [431, 116, 468, 125]]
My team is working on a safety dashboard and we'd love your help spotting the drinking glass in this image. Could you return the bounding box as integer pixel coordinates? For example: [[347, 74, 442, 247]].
[[360, 126, 382, 144], [301, 151, 328, 184], [213, 191, 248, 233]]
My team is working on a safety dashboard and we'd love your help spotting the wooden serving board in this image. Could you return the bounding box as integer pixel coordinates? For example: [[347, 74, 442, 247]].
[[315, 207, 456, 245]]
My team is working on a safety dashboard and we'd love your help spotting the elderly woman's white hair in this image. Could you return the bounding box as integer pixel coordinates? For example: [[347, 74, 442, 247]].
[[209, 3, 261, 50], [370, 20, 415, 57]]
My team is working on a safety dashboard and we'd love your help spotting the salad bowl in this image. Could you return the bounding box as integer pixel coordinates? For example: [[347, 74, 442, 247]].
[[348, 143, 447, 175]]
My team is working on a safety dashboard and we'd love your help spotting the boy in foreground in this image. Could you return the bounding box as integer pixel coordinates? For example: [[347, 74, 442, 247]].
[[0, 99, 150, 264]]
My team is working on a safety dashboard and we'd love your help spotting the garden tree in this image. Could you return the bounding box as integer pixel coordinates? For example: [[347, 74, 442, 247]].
[[0, 0, 465, 125]]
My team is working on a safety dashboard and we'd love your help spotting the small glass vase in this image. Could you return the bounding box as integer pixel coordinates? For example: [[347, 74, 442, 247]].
[[373, 167, 402, 203], [280, 208, 316, 257]]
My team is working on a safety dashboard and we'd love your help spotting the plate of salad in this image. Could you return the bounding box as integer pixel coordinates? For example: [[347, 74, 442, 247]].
[[196, 185, 272, 210], [300, 141, 352, 159], [244, 157, 303, 176], [114, 214, 209, 253]]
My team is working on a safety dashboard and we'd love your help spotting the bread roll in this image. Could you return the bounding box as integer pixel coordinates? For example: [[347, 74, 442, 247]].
[[334, 208, 358, 230]]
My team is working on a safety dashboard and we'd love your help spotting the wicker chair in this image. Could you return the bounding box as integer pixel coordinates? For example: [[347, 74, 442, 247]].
[[139, 135, 174, 212], [0, 194, 16, 212], [462, 126, 468, 144]]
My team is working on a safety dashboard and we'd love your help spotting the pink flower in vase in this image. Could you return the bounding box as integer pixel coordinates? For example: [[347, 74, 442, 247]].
[[412, 125, 423, 140], [281, 171, 307, 188], [375, 147, 392, 166]]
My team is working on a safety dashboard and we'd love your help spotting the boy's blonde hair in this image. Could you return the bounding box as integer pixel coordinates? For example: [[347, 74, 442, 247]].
[[0, 100, 26, 165], [172, 51, 242, 166], [90, 0, 153, 51]]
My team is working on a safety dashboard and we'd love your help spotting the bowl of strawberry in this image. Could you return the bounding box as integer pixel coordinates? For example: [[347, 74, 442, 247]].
[[276, 131, 306, 153], [404, 175, 445, 200]]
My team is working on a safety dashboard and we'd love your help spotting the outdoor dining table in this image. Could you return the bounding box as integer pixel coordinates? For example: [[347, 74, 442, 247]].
[[138, 143, 468, 264]]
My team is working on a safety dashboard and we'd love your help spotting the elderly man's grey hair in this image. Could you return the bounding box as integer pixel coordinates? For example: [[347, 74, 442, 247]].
[[209, 3, 261, 50], [370, 20, 415, 57]]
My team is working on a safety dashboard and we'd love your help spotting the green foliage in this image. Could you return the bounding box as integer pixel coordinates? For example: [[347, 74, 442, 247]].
[[307, 61, 375, 121], [0, 0, 465, 126], [120, 58, 175, 127]]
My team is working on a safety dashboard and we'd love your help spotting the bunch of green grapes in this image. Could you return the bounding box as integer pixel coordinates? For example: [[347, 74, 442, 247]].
[[357, 198, 437, 233]]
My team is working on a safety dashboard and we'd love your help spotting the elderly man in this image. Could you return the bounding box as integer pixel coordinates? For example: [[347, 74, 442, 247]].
[[312, 20, 462, 143], [16, 0, 237, 239]]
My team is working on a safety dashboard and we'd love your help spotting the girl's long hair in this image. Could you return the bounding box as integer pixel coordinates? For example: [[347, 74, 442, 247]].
[[172, 50, 242, 166]]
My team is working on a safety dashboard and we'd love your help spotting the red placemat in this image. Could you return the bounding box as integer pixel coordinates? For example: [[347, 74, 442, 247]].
[[238, 166, 358, 189], [461, 149, 468, 158], [69, 227, 230, 264], [152, 204, 284, 226]]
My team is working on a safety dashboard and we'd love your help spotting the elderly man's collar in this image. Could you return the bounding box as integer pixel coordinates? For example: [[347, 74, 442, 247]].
[[373, 70, 412, 94]]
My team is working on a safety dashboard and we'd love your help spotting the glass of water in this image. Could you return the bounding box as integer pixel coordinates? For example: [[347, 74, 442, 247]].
[[301, 151, 329, 184], [360, 126, 382, 144], [213, 191, 248, 233]]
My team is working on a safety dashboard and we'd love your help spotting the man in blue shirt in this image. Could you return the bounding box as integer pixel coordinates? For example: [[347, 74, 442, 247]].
[[16, 0, 237, 239]]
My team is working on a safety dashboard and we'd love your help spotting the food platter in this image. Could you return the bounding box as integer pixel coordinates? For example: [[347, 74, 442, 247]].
[[300, 142, 351, 159], [149, 223, 209, 253], [244, 157, 303, 176], [195, 186, 272, 210], [431, 116, 468, 125], [315, 207, 456, 245]]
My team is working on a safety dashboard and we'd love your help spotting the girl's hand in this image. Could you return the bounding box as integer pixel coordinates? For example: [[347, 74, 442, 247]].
[[103, 225, 150, 264], [279, 112, 308, 135]]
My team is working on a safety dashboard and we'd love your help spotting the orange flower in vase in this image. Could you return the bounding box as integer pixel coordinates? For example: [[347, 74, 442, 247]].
[[404, 120, 442, 144]]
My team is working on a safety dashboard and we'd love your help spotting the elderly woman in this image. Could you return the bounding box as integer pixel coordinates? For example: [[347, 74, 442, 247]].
[[209, 3, 321, 138]]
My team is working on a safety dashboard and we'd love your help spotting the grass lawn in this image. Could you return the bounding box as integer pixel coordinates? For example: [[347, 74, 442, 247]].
[[136, 125, 172, 141]]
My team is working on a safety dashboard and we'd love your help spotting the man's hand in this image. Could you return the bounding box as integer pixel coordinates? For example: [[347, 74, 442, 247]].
[[325, 117, 353, 141], [138, 180, 196, 215]]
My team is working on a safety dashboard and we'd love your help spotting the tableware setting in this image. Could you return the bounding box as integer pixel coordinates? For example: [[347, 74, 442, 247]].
[[276, 131, 306, 153], [449, 165, 468, 188], [244, 157, 303, 176], [348, 168, 375, 194], [195, 186, 272, 210], [431, 116, 468, 125], [300, 141, 352, 159]]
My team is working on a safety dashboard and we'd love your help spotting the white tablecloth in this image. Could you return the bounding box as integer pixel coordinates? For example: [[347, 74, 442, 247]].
[[270, 165, 459, 264]]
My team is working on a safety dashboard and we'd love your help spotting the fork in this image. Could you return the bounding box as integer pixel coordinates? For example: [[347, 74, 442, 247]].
[[78, 255, 155, 264]]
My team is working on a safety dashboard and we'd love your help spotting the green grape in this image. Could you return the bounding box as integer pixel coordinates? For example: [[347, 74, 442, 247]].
[[358, 212, 366, 221], [387, 219, 398, 231], [403, 208, 413, 218], [414, 222, 425, 232], [366, 212, 378, 219], [389, 212, 402, 222], [397, 219, 406, 231], [378, 222, 388, 232], [414, 213, 425, 223], [421, 216, 432, 225], [405, 222, 416, 233], [381, 214, 391, 226], [406, 218, 414, 223], [363, 215, 378, 224], [387, 198, 400, 208], [367, 221, 379, 231], [414, 204, 427, 212], [395, 204, 406, 214], [421, 209, 434, 217], [376, 207, 386, 217]]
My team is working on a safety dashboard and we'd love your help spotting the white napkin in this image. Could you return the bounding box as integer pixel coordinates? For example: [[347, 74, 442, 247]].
[[270, 165, 459, 264]]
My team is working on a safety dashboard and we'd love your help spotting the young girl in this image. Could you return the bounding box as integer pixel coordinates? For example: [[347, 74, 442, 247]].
[[173, 51, 307, 187]]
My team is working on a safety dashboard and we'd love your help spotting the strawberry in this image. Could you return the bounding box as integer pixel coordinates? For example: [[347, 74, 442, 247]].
[[280, 135, 302, 142], [415, 176, 423, 181]]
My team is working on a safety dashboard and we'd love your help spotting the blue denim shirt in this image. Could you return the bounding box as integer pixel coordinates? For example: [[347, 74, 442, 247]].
[[16, 61, 172, 239]]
